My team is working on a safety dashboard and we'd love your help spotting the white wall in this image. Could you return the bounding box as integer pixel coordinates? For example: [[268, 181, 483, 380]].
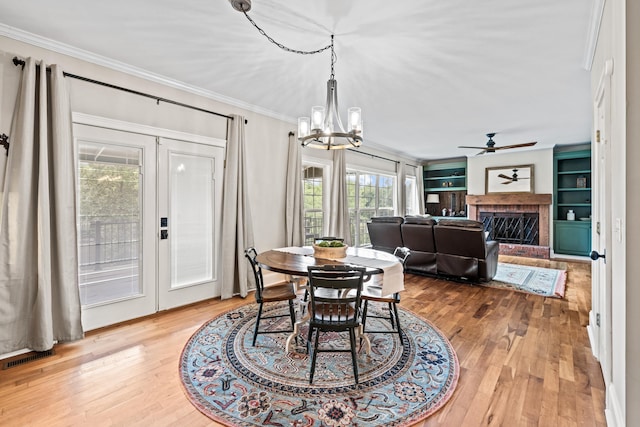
[[466, 147, 554, 195]]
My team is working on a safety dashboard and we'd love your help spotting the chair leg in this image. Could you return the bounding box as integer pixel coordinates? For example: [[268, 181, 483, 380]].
[[309, 328, 320, 384], [361, 300, 369, 333], [288, 299, 296, 327], [253, 303, 264, 346], [306, 322, 314, 354], [349, 328, 359, 384], [392, 302, 402, 338], [388, 301, 396, 329]]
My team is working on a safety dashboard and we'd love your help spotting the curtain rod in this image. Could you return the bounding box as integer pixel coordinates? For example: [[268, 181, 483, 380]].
[[12, 57, 236, 122], [347, 148, 419, 168]]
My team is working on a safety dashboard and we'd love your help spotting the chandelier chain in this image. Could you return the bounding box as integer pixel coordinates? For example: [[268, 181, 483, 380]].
[[242, 10, 332, 55]]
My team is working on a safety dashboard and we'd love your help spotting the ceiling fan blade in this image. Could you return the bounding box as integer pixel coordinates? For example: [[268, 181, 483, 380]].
[[493, 141, 538, 150], [458, 145, 490, 149], [497, 174, 513, 180], [501, 180, 512, 184]]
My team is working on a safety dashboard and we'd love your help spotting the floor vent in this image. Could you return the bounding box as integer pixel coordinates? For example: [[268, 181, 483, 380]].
[[2, 349, 55, 369]]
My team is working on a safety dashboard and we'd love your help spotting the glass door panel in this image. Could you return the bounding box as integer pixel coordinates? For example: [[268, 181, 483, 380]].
[[74, 123, 157, 331], [170, 153, 214, 288], [158, 137, 223, 310]]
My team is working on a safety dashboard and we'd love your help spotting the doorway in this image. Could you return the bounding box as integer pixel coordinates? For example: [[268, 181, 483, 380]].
[[73, 116, 225, 330]]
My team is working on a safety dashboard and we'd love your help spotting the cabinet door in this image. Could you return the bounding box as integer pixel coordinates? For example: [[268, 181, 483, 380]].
[[554, 221, 591, 256]]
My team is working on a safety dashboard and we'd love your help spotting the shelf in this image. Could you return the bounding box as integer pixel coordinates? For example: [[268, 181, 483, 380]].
[[557, 169, 591, 175], [425, 186, 467, 192], [424, 175, 466, 181], [553, 148, 592, 256]]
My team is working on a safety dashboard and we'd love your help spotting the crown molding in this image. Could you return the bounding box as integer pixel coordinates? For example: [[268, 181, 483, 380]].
[[583, 0, 606, 71], [0, 23, 296, 124]]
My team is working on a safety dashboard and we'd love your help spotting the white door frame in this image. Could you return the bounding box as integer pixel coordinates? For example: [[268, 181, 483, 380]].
[[73, 113, 226, 328]]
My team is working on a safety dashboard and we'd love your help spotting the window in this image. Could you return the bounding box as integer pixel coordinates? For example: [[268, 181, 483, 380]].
[[303, 164, 326, 246], [405, 175, 419, 216], [347, 170, 396, 246]]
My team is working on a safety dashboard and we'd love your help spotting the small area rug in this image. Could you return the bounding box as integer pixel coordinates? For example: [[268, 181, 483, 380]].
[[180, 303, 459, 426], [486, 262, 567, 298]]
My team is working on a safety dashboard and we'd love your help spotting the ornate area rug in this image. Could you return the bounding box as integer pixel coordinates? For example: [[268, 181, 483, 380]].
[[485, 262, 567, 298], [180, 303, 459, 426]]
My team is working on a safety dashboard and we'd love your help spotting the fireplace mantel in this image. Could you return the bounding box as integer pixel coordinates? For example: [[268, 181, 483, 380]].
[[466, 193, 553, 257], [466, 193, 552, 206]]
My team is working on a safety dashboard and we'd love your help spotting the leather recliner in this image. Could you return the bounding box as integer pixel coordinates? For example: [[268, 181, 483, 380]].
[[367, 216, 404, 254], [400, 216, 437, 275], [432, 219, 499, 282]]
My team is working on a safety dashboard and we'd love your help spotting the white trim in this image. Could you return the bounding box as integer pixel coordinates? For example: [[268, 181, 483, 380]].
[[72, 112, 226, 148], [605, 383, 624, 427], [0, 23, 295, 124], [587, 310, 599, 359], [583, 0, 606, 71], [0, 348, 32, 361]]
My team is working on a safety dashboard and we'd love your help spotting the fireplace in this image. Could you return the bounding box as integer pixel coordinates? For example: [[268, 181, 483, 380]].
[[466, 193, 552, 258], [479, 212, 539, 245]]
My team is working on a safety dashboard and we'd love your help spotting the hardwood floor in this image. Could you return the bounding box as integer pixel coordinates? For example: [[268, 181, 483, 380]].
[[0, 256, 606, 426]]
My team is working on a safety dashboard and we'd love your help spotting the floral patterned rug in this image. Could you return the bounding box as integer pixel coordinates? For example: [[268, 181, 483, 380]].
[[179, 302, 459, 426]]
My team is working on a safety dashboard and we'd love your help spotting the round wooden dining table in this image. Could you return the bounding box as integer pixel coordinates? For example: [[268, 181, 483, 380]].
[[255, 247, 402, 353], [255, 246, 397, 276]]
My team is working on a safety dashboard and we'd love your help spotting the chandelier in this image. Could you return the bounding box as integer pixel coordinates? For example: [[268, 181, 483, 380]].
[[297, 36, 362, 150], [229, 0, 363, 150]]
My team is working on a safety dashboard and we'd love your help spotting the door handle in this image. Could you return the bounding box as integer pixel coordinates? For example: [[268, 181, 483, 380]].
[[590, 250, 605, 261]]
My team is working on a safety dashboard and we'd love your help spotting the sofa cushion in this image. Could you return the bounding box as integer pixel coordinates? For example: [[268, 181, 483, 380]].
[[436, 219, 483, 229], [370, 216, 404, 224], [404, 216, 436, 225]]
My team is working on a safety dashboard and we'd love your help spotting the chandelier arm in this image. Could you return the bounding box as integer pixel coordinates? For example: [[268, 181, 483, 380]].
[[241, 10, 331, 55], [331, 79, 346, 133]]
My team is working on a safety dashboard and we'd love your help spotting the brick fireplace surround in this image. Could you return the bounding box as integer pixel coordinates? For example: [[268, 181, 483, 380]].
[[466, 193, 553, 259]]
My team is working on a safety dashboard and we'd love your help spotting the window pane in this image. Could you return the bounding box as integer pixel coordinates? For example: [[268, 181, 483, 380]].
[[170, 153, 214, 288], [303, 165, 324, 245], [78, 143, 142, 306]]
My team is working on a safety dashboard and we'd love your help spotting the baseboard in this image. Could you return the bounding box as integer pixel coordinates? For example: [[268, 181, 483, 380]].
[[587, 311, 599, 359], [606, 383, 624, 427], [0, 348, 32, 361]]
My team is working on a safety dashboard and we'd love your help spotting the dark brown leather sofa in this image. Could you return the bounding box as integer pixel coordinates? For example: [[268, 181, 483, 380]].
[[367, 216, 499, 282]]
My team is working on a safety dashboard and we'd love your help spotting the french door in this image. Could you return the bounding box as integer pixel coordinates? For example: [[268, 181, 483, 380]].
[[73, 117, 224, 330]]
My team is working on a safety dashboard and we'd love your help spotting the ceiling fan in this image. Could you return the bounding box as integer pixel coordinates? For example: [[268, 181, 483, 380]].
[[459, 133, 537, 155], [499, 168, 530, 184]]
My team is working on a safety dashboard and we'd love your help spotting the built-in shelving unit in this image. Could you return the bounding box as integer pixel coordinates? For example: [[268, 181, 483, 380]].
[[553, 148, 592, 256], [423, 159, 467, 216]]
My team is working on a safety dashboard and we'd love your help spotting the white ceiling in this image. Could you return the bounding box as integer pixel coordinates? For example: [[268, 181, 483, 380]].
[[0, 0, 594, 161]]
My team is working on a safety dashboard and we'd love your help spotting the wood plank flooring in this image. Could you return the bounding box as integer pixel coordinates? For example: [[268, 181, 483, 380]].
[[0, 256, 606, 426]]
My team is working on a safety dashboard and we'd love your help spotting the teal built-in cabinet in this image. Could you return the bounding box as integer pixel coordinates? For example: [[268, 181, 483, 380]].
[[553, 148, 592, 256], [423, 159, 467, 216]]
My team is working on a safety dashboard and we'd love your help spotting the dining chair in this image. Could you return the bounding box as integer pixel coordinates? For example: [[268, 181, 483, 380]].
[[360, 247, 410, 338], [306, 264, 366, 384], [245, 247, 298, 346]]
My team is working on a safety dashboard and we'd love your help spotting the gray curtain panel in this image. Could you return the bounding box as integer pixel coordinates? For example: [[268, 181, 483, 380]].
[[0, 58, 83, 354], [416, 165, 426, 215], [328, 149, 351, 245], [220, 114, 254, 299], [397, 160, 407, 217], [285, 133, 304, 246]]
